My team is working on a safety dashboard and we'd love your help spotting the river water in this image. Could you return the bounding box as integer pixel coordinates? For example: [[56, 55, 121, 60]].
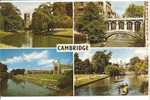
[[105, 34, 137, 47], [75, 75, 147, 96], [0, 79, 57, 96], [0, 32, 72, 47]]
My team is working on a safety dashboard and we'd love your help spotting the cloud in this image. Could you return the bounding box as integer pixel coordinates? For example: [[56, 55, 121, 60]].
[[110, 58, 130, 64], [1, 50, 49, 64], [23, 50, 48, 62], [132, 48, 147, 59], [38, 59, 57, 66], [1, 50, 60, 70]]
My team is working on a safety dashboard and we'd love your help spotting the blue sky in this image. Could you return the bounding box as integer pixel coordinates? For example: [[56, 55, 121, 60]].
[[0, 49, 73, 71], [78, 48, 147, 64], [110, 1, 144, 16]]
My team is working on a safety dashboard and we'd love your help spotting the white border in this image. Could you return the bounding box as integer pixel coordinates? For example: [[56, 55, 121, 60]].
[[0, 0, 149, 100]]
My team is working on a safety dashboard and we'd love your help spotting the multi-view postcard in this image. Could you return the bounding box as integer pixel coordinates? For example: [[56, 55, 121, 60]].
[[0, 49, 73, 96], [0, 0, 149, 99]]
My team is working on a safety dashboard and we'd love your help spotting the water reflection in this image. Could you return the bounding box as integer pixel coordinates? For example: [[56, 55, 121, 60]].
[[0, 79, 8, 96], [75, 75, 147, 96], [0, 32, 72, 47], [105, 34, 137, 47], [0, 79, 57, 96]]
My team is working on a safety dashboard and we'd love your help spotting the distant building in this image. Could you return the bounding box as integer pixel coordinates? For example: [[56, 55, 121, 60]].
[[53, 61, 61, 75], [25, 62, 72, 75], [75, 2, 117, 19], [24, 13, 30, 28]]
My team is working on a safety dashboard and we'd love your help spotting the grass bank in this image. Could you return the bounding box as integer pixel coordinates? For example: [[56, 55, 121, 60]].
[[13, 74, 62, 90], [75, 74, 109, 88], [52, 28, 73, 37], [0, 31, 19, 48], [0, 31, 14, 38]]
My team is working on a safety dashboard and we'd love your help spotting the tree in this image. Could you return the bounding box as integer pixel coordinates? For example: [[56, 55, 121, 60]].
[[57, 70, 73, 90], [0, 3, 24, 32], [74, 53, 92, 74], [0, 63, 8, 79], [83, 59, 92, 74], [123, 4, 144, 17], [92, 51, 111, 74], [129, 57, 148, 75], [0, 13, 4, 30], [105, 64, 125, 76], [31, 3, 54, 33], [31, 3, 72, 33], [74, 53, 82, 74], [10, 69, 25, 76], [76, 2, 106, 43]]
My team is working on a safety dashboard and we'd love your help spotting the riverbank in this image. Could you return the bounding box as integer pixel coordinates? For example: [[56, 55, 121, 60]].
[[75, 74, 109, 88], [0, 29, 73, 48], [13, 74, 62, 91], [51, 28, 73, 38]]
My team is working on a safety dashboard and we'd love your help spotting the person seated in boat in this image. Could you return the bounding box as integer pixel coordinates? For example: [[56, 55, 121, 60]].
[[122, 83, 128, 95], [119, 83, 129, 95]]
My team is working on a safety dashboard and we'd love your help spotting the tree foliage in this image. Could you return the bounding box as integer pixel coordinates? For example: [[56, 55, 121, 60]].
[[10, 69, 25, 76], [105, 64, 125, 76], [75, 2, 106, 43], [57, 70, 73, 89], [0, 63, 8, 79], [92, 51, 111, 74], [129, 56, 148, 75], [75, 51, 112, 74], [31, 3, 72, 33], [0, 3, 24, 32], [123, 4, 144, 17]]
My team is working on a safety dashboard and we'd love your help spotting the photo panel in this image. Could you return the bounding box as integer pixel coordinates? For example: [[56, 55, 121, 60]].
[[74, 48, 148, 96], [0, 48, 73, 96], [74, 1, 148, 47], [0, 2, 73, 48]]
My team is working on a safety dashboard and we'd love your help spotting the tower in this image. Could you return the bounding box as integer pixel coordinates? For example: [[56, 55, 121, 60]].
[[53, 61, 61, 74], [24, 13, 30, 29]]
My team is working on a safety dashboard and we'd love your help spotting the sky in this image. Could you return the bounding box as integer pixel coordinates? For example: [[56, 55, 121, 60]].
[[10, 1, 144, 18], [110, 1, 144, 16], [78, 48, 148, 64], [12, 2, 44, 18], [0, 49, 73, 71]]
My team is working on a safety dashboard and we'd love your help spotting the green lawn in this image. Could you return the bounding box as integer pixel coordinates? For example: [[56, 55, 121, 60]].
[[13, 74, 63, 89], [52, 28, 73, 37], [0, 31, 14, 38], [75, 74, 108, 87], [0, 31, 16, 48]]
